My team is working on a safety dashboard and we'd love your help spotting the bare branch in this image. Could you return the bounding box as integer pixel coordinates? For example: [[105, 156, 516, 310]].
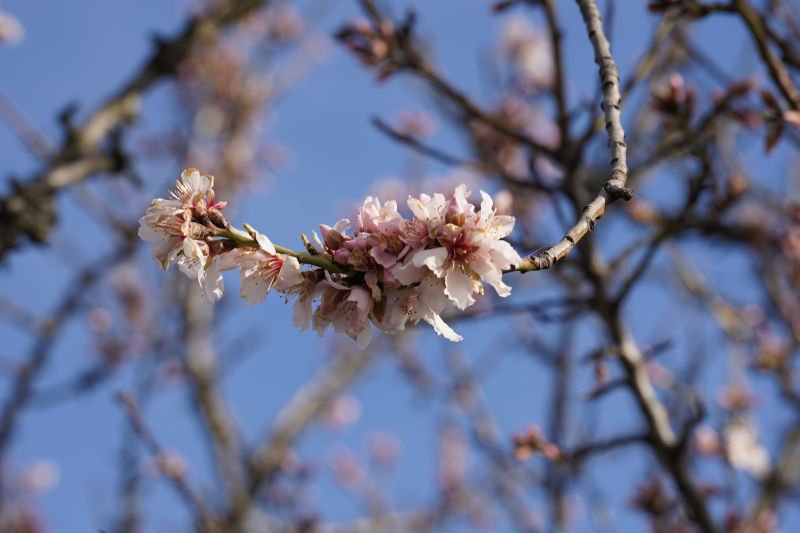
[[515, 0, 631, 273], [224, 348, 376, 528], [0, 0, 273, 261]]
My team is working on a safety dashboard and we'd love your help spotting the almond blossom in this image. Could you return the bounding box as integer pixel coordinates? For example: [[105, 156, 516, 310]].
[[724, 418, 771, 478], [138, 168, 227, 301], [500, 17, 554, 91], [400, 184, 522, 310], [221, 230, 303, 306], [312, 284, 374, 348], [140, 170, 523, 345], [373, 275, 462, 342]]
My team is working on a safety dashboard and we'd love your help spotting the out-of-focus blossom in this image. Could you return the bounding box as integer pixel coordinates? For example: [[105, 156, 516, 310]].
[[438, 424, 468, 491], [368, 172, 480, 208], [87, 307, 113, 333], [652, 72, 696, 116], [717, 380, 755, 412], [693, 425, 722, 456], [369, 433, 401, 467], [512, 425, 560, 461], [501, 96, 560, 150], [18, 461, 59, 494], [148, 451, 188, 480], [631, 476, 674, 517], [328, 446, 365, 491], [785, 109, 800, 128], [335, 18, 399, 81], [110, 265, 149, 326], [395, 108, 437, 138], [320, 394, 362, 431], [753, 333, 790, 372], [500, 17, 553, 90], [783, 225, 800, 262], [725, 509, 779, 533], [647, 361, 674, 389], [262, 4, 304, 42], [724, 418, 771, 478], [493, 189, 513, 216], [0, 11, 23, 45], [0, 504, 44, 533]]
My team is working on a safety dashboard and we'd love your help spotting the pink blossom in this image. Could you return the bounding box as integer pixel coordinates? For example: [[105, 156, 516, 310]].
[[403, 185, 521, 310], [500, 17, 554, 90], [138, 169, 226, 301], [373, 276, 462, 342], [221, 230, 302, 306], [313, 285, 374, 348], [724, 419, 771, 478], [140, 171, 523, 345], [0, 11, 24, 45], [282, 275, 324, 332], [301, 185, 517, 342]]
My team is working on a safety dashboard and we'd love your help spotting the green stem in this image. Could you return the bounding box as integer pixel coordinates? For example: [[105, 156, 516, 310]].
[[214, 229, 348, 274]]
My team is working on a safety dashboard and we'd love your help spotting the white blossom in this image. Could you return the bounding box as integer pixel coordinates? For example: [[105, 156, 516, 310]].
[[140, 170, 523, 345], [138, 169, 227, 301]]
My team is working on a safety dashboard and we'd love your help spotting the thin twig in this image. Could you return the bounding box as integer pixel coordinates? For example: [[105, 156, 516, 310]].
[[116, 391, 217, 531], [0, 242, 136, 497], [515, 0, 631, 273], [735, 0, 800, 109], [0, 90, 52, 159], [224, 348, 377, 528], [371, 116, 475, 168]]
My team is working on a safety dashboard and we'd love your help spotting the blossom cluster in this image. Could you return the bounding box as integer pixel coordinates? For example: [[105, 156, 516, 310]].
[[139, 169, 522, 346]]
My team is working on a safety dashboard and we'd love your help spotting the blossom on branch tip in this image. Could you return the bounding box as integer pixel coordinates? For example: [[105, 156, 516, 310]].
[[139, 170, 523, 345], [138, 168, 227, 301], [403, 185, 521, 310]]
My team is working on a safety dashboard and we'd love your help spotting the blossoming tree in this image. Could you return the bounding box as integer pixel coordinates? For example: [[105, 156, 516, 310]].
[[1, 0, 800, 532]]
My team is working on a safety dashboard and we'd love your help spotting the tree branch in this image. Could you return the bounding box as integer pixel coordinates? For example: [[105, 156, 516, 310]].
[[0, 0, 272, 262], [515, 0, 631, 273]]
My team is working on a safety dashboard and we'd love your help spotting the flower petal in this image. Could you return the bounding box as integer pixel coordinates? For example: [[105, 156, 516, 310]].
[[407, 195, 429, 221], [412, 247, 448, 277], [487, 215, 516, 239], [254, 231, 277, 255], [471, 255, 512, 298], [489, 239, 523, 270], [177, 239, 207, 280], [444, 267, 476, 310], [479, 190, 494, 223], [292, 294, 313, 331], [274, 256, 303, 291], [239, 267, 270, 306], [152, 237, 182, 271], [203, 261, 224, 302], [423, 311, 463, 342], [356, 326, 372, 349], [391, 261, 423, 285]]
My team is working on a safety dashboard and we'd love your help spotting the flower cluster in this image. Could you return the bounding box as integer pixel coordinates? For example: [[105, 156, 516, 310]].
[[139, 169, 522, 346], [138, 168, 228, 301]]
